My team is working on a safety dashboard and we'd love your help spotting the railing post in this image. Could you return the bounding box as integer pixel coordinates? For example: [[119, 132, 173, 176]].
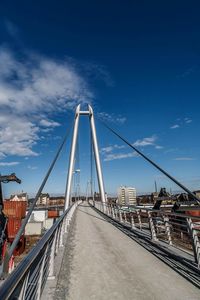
[[124, 211, 127, 223], [148, 211, 158, 241], [18, 271, 30, 300], [48, 233, 57, 280], [137, 210, 142, 230], [59, 220, 64, 247], [187, 218, 200, 268], [55, 226, 61, 254], [164, 215, 172, 245], [112, 206, 115, 219], [119, 209, 122, 223], [37, 245, 48, 300], [130, 213, 136, 229]]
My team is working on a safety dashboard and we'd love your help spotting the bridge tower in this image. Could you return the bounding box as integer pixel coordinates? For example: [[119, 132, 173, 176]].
[[64, 104, 106, 210]]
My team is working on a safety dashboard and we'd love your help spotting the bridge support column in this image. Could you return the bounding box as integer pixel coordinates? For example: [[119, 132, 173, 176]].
[[64, 105, 81, 210], [89, 105, 106, 213], [124, 211, 127, 223]]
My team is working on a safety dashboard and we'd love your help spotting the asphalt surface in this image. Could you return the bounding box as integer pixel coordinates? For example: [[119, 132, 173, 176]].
[[54, 203, 200, 300]]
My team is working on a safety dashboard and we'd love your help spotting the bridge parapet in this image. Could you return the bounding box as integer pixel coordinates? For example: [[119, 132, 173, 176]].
[[0, 201, 81, 300]]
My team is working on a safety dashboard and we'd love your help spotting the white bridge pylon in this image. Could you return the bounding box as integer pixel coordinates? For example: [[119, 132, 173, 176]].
[[64, 104, 106, 210]]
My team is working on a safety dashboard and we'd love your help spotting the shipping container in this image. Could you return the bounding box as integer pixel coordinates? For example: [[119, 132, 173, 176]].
[[7, 218, 25, 239], [25, 221, 43, 235], [3, 201, 27, 219], [48, 210, 59, 218], [28, 210, 48, 222]]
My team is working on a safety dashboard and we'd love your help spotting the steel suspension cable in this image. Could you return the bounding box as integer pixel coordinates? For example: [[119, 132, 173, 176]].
[[2, 121, 72, 274], [99, 120, 200, 204]]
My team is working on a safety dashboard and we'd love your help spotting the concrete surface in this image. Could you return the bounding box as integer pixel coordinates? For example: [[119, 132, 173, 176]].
[[53, 203, 200, 300]]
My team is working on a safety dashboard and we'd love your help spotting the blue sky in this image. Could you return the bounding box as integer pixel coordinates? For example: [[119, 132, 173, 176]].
[[0, 1, 200, 197]]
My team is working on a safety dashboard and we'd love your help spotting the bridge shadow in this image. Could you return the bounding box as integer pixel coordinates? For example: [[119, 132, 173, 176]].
[[88, 204, 200, 289]]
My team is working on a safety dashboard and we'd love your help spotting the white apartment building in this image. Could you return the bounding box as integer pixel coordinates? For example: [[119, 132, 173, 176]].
[[118, 186, 136, 206]]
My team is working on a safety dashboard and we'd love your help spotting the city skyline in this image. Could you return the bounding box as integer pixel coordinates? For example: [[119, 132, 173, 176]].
[[0, 1, 200, 197]]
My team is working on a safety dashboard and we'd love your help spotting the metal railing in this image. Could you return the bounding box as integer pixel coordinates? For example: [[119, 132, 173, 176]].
[[0, 201, 80, 300], [93, 201, 200, 269]]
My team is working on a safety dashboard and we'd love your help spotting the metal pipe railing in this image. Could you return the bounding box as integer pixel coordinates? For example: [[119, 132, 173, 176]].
[[92, 201, 200, 269], [0, 201, 80, 300]]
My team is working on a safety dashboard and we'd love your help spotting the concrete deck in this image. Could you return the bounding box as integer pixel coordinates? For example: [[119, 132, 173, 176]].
[[52, 203, 200, 300]]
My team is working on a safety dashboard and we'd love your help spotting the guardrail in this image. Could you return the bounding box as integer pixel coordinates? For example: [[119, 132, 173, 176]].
[[93, 201, 200, 269], [0, 201, 80, 300]]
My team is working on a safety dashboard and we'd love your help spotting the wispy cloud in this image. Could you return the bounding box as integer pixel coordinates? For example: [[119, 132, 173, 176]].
[[0, 47, 92, 159], [177, 66, 196, 79], [27, 165, 38, 170], [170, 124, 180, 129], [104, 151, 137, 161], [170, 118, 192, 129], [184, 117, 192, 124], [97, 112, 126, 124], [133, 135, 157, 147], [39, 119, 60, 128], [101, 144, 125, 154], [174, 157, 195, 161], [0, 161, 20, 166]]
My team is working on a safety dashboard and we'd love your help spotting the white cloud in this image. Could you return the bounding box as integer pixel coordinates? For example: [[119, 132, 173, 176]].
[[0, 115, 39, 157], [27, 165, 38, 170], [133, 135, 157, 147], [104, 152, 137, 161], [174, 157, 195, 161], [0, 161, 19, 166], [101, 146, 114, 153], [39, 119, 60, 127], [97, 112, 126, 124], [184, 118, 192, 124], [170, 124, 180, 129], [101, 144, 125, 154], [0, 47, 92, 158]]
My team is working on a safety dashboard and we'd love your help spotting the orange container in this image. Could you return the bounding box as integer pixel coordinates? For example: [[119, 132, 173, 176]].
[[48, 210, 59, 218], [186, 210, 200, 217], [3, 201, 27, 219], [7, 218, 24, 239]]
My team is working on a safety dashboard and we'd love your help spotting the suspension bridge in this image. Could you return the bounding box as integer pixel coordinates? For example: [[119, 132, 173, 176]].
[[0, 105, 199, 300]]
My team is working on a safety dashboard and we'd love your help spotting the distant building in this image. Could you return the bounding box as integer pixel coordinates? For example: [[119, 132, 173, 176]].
[[118, 186, 136, 206], [10, 192, 28, 202], [194, 190, 200, 199], [37, 193, 50, 206], [49, 196, 65, 206]]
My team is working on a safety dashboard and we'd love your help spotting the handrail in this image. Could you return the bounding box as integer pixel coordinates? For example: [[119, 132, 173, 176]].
[[93, 201, 200, 269], [0, 201, 80, 300]]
